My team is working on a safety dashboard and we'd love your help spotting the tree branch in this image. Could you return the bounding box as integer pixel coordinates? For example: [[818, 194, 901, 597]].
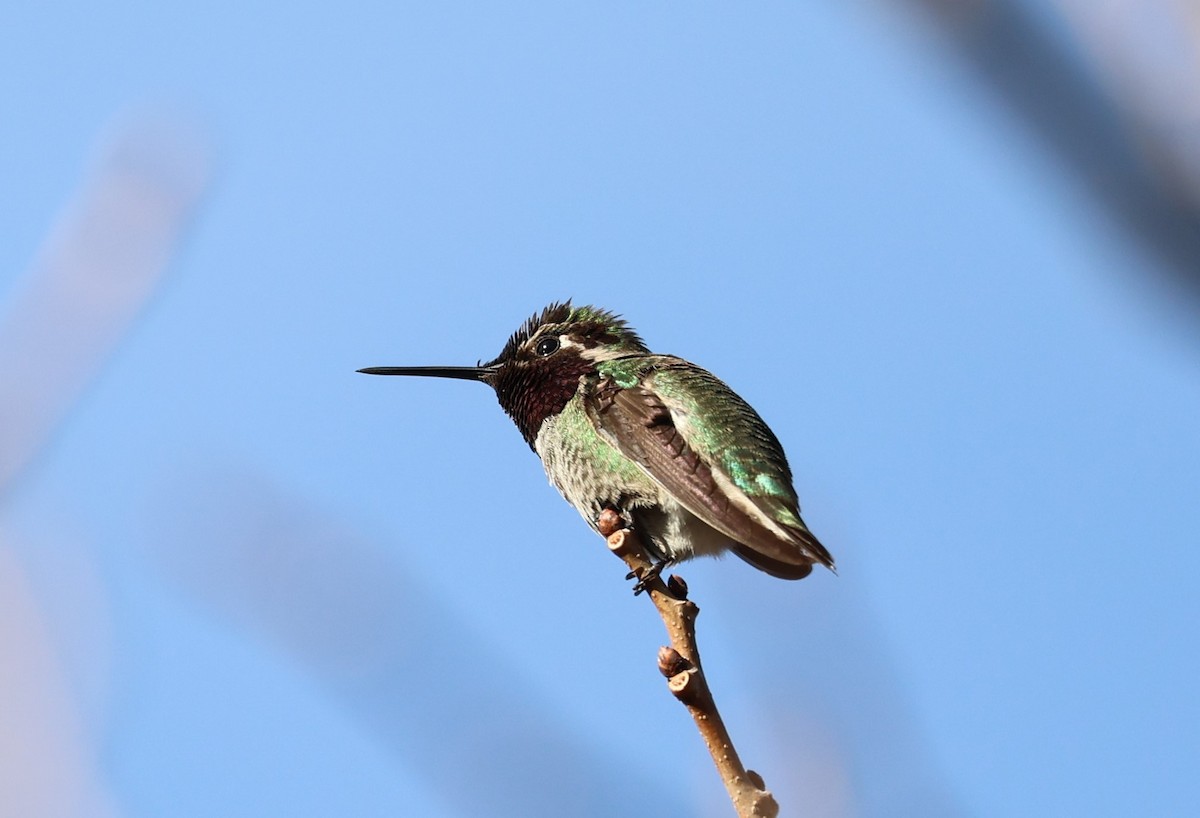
[[597, 510, 780, 818]]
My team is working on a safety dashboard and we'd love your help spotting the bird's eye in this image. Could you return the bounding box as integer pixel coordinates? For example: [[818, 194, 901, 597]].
[[534, 336, 560, 357]]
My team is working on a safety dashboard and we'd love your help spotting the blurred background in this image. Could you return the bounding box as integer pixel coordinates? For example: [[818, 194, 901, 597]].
[[2, 1, 1198, 816]]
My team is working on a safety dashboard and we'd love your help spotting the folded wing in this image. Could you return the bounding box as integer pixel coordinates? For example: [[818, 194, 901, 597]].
[[584, 359, 832, 579]]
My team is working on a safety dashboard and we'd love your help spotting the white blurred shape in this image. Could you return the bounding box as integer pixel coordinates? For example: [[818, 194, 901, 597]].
[[0, 541, 119, 818], [0, 111, 212, 816], [0, 112, 212, 493]]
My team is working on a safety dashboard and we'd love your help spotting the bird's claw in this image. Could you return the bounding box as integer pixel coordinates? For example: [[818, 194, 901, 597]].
[[628, 559, 672, 596]]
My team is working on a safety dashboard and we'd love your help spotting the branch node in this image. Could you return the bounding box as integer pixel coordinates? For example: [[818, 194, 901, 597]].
[[606, 528, 632, 557], [666, 667, 702, 704]]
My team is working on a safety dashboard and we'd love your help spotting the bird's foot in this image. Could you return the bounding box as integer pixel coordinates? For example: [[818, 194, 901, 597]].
[[626, 558, 674, 596]]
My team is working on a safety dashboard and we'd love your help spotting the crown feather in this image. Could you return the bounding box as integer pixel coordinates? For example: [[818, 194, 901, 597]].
[[484, 300, 648, 365]]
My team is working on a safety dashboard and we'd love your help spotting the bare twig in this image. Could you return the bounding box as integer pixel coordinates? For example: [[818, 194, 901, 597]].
[[597, 509, 779, 818]]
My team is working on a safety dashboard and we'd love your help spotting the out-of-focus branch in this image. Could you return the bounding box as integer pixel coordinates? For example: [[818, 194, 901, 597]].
[[598, 509, 779, 818], [1053, 0, 1200, 202], [0, 115, 211, 495], [149, 472, 693, 817], [902, 0, 1200, 304]]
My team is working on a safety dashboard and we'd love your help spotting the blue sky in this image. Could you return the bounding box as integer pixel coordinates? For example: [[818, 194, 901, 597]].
[[2, 2, 1197, 816]]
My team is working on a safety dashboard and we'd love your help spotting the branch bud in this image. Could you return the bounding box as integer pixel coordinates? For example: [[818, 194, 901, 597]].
[[666, 574, 689, 599], [657, 646, 692, 678], [597, 508, 623, 537]]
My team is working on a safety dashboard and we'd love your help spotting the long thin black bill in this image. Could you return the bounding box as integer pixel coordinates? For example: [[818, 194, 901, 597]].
[[357, 365, 496, 382]]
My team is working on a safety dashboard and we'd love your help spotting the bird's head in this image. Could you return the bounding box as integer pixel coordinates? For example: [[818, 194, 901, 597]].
[[360, 301, 648, 446]]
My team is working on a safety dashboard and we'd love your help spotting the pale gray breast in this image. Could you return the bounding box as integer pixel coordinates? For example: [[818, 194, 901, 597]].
[[534, 405, 661, 527]]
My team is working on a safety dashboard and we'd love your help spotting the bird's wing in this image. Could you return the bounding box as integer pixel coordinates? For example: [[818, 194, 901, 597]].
[[583, 358, 833, 577]]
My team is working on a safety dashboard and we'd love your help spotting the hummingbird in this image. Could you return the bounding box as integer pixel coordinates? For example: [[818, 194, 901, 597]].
[[360, 302, 834, 583]]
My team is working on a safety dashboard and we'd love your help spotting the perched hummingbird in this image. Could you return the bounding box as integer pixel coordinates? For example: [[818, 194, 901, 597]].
[[360, 302, 834, 581]]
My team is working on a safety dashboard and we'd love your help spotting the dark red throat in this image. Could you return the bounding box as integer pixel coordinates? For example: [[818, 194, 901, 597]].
[[490, 355, 594, 448]]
